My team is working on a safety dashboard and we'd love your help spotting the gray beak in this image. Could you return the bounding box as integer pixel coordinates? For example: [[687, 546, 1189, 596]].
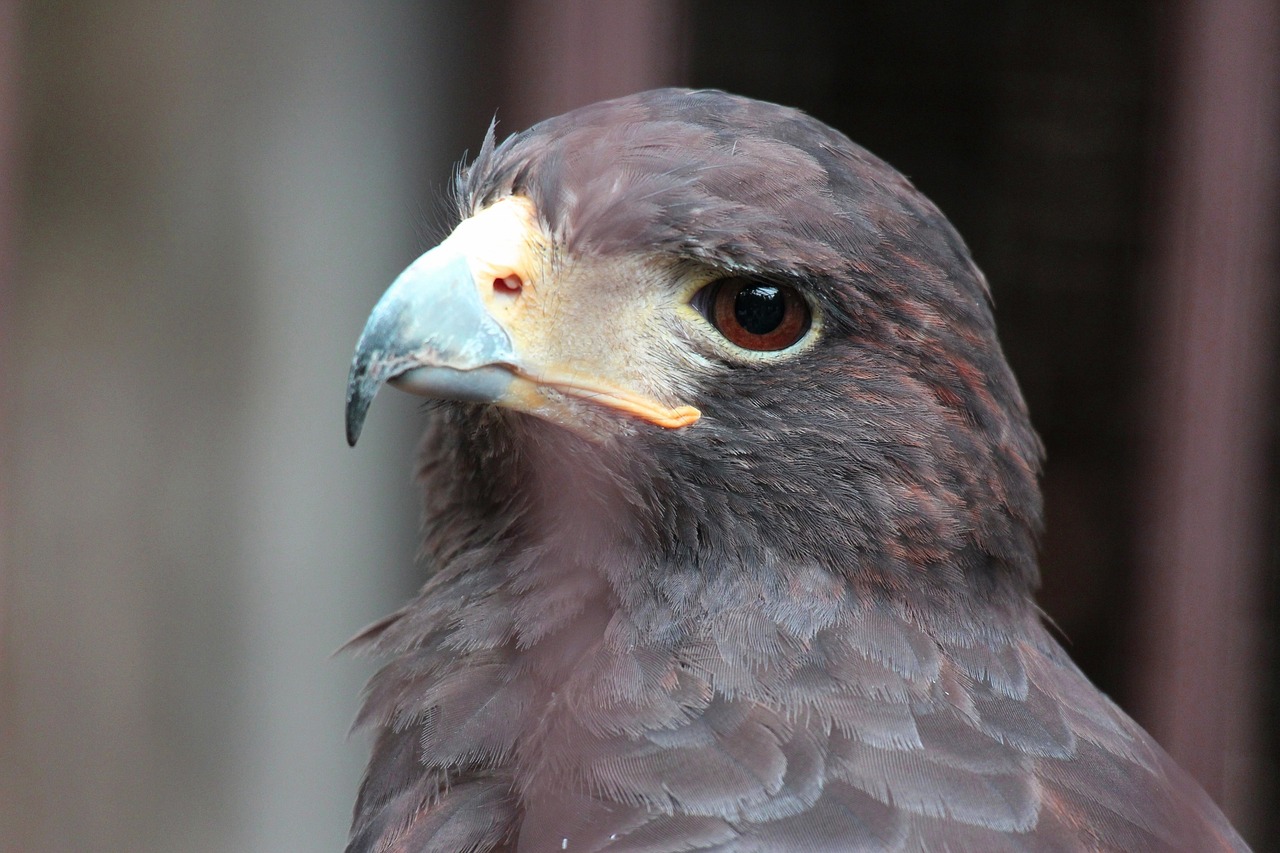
[[345, 245, 518, 446]]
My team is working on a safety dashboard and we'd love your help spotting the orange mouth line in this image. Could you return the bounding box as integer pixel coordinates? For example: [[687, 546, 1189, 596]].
[[518, 369, 701, 429]]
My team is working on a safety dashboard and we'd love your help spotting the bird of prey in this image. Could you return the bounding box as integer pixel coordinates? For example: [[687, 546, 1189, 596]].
[[343, 89, 1247, 852]]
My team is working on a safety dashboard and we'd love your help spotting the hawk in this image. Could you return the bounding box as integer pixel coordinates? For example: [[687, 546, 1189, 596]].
[[344, 89, 1246, 852]]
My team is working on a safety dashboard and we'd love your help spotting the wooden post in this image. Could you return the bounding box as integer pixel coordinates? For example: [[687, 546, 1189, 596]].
[[1134, 0, 1279, 836], [0, 0, 19, 688]]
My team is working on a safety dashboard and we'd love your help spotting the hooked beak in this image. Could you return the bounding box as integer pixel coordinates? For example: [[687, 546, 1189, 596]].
[[345, 196, 699, 446]]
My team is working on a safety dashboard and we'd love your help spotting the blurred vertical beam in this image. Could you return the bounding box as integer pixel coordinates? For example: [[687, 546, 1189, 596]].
[[229, 4, 444, 851], [502, 0, 688, 129], [0, 7, 17, 839], [0, 7, 21, 833], [0, 0, 17, 661], [1134, 0, 1279, 834], [2, 3, 433, 850], [0, 0, 16, 667]]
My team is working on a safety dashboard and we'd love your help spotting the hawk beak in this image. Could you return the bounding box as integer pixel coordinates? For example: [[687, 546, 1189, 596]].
[[345, 196, 699, 446], [344, 245, 519, 446]]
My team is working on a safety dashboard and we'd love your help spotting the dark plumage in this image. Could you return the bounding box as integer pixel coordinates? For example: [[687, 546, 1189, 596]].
[[344, 89, 1246, 852]]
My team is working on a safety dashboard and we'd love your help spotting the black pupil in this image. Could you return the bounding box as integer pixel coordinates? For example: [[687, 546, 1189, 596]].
[[733, 284, 785, 335]]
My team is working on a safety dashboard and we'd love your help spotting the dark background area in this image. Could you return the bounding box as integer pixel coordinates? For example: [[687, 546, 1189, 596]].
[[1, 1, 1275, 851]]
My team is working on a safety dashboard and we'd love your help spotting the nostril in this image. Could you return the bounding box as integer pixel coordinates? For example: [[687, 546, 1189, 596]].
[[493, 274, 523, 297]]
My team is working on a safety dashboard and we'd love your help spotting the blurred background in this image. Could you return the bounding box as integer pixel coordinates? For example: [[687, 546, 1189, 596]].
[[0, 1, 1276, 850]]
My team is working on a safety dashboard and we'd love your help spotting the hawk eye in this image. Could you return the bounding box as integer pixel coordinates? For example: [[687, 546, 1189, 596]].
[[695, 277, 811, 352]]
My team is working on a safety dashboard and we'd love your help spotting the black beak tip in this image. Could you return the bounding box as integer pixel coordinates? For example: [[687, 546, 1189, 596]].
[[345, 401, 365, 447], [344, 359, 378, 448]]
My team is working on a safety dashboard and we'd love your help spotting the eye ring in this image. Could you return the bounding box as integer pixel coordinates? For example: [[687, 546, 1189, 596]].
[[693, 277, 812, 352]]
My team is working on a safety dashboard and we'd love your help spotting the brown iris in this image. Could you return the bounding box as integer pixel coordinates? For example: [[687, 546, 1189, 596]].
[[699, 277, 811, 352]]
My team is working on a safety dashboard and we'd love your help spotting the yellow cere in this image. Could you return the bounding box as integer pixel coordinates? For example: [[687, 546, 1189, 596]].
[[445, 195, 701, 431]]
